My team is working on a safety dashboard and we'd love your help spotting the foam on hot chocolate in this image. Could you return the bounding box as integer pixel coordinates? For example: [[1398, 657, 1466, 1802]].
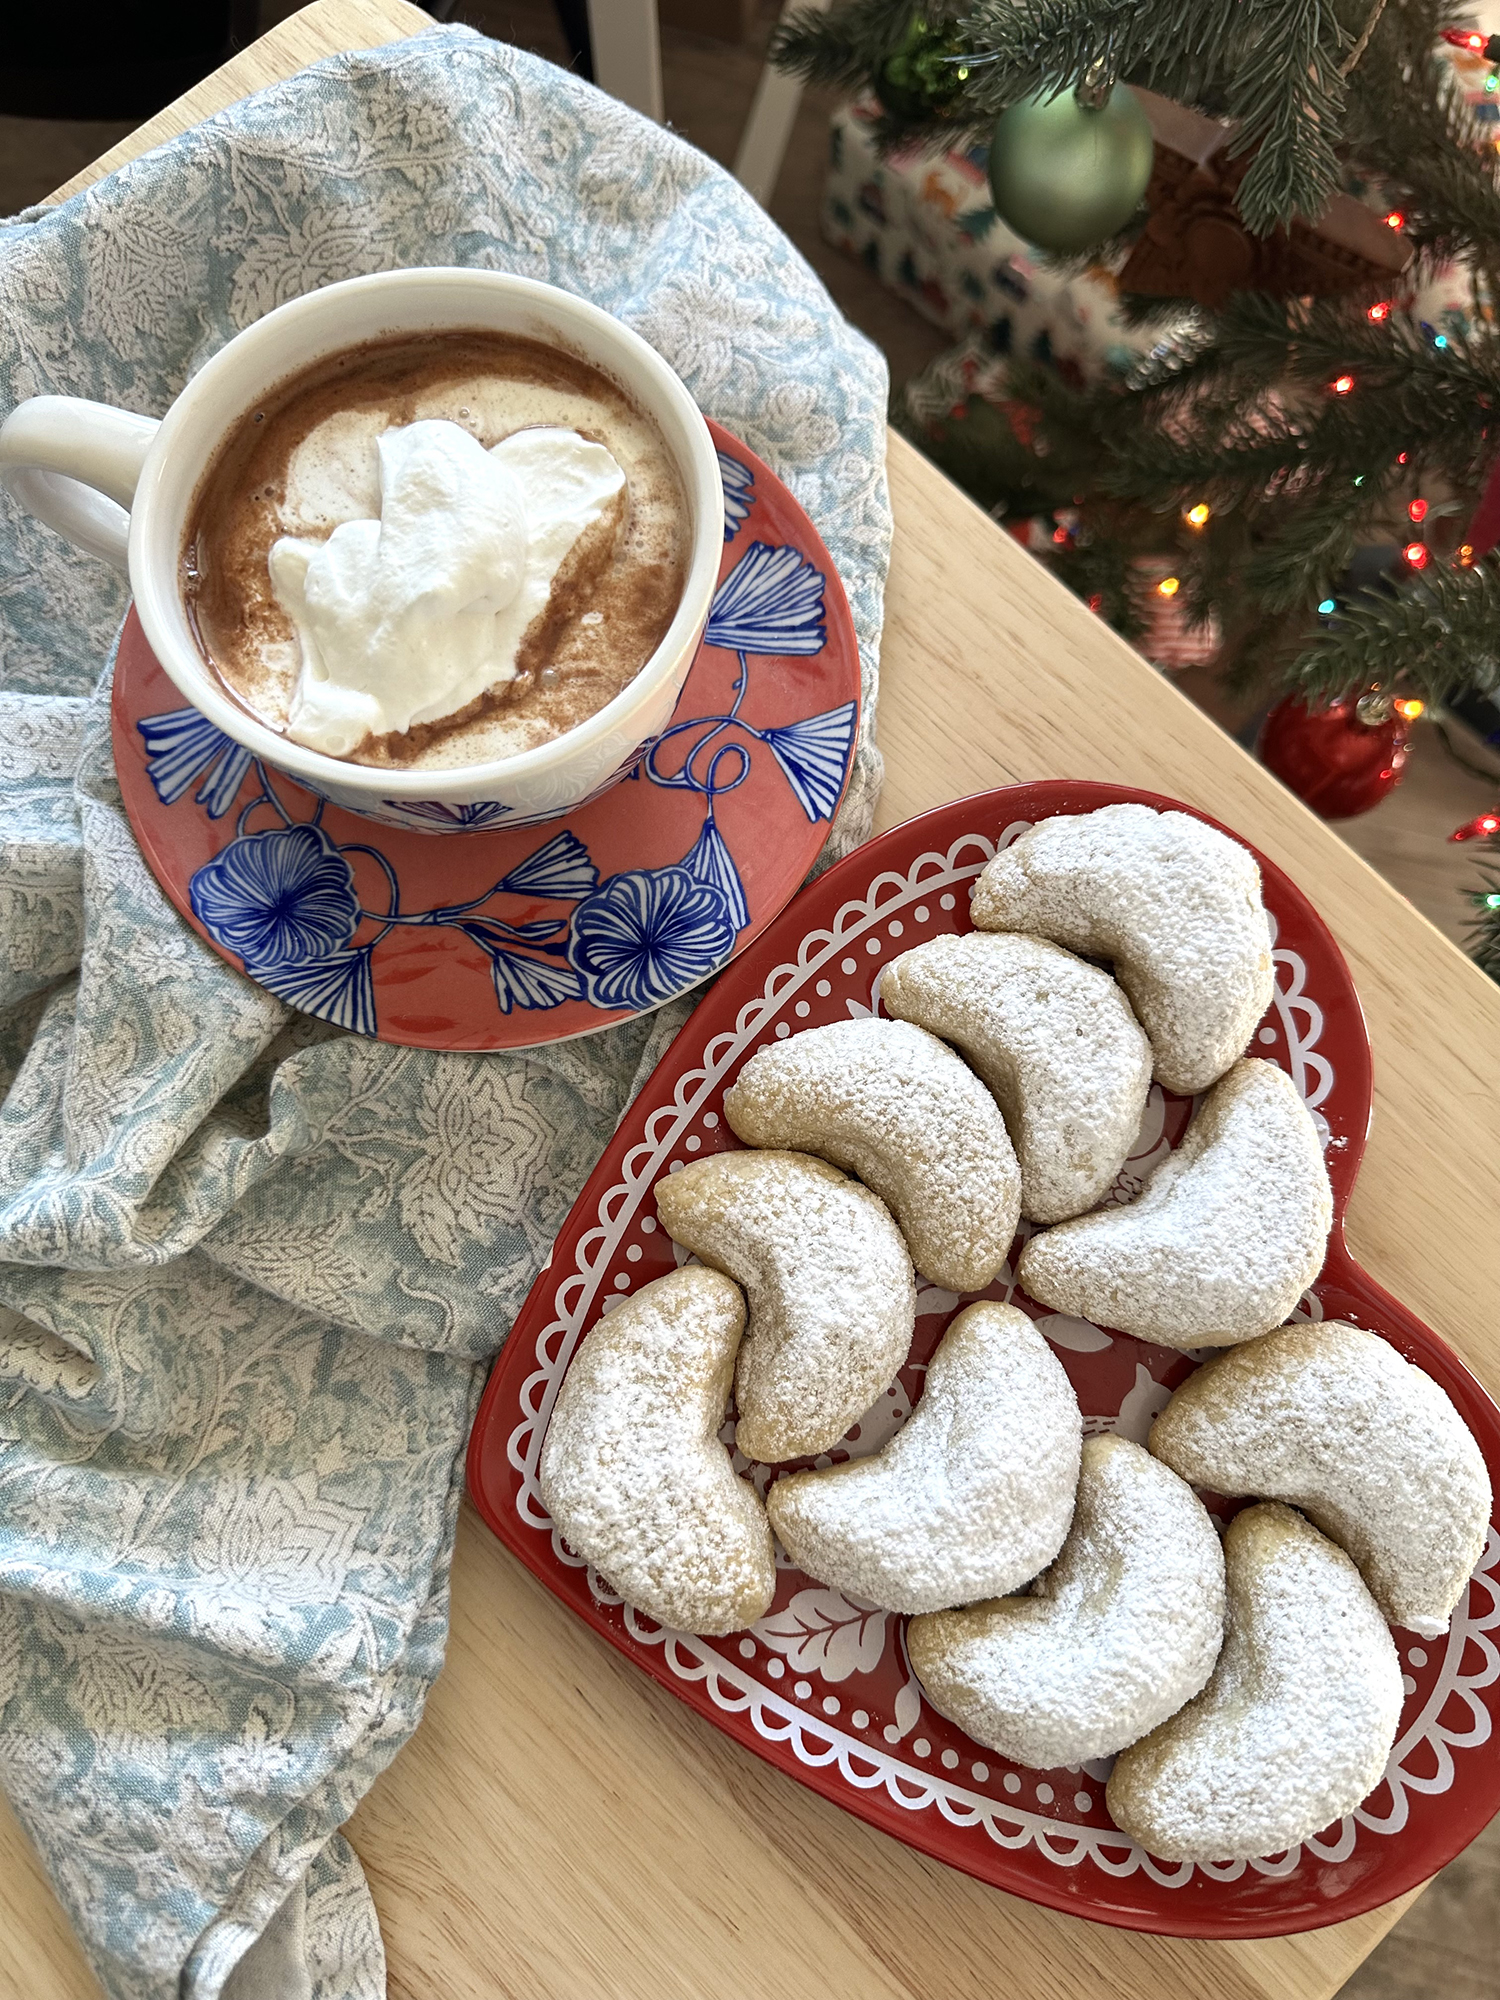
[[182, 331, 688, 770]]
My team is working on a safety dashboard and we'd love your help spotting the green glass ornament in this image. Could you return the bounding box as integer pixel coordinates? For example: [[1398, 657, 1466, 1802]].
[[986, 83, 1154, 253], [875, 15, 970, 123]]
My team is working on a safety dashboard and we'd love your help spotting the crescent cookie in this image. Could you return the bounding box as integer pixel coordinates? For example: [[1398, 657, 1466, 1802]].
[[908, 1434, 1224, 1767], [1151, 1322, 1492, 1639], [537, 1267, 775, 1636], [879, 931, 1152, 1222], [1018, 1059, 1332, 1349], [766, 1302, 1080, 1613], [722, 1017, 1020, 1292], [654, 1150, 915, 1464], [1106, 1503, 1403, 1862], [970, 803, 1274, 1096]]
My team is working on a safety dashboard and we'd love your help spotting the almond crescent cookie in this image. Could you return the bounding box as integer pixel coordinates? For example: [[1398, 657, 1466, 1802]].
[[879, 931, 1152, 1222], [1151, 1322, 1492, 1638], [908, 1434, 1224, 1766], [723, 1017, 1020, 1291], [1018, 1059, 1332, 1349], [1106, 1502, 1403, 1862], [970, 804, 1274, 1096], [766, 1302, 1080, 1613], [654, 1150, 915, 1463], [537, 1266, 775, 1636]]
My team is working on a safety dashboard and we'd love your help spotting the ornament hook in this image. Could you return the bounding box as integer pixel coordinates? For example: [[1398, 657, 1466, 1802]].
[[1075, 55, 1115, 111]]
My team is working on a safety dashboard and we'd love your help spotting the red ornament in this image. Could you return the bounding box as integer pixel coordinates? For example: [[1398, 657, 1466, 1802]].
[[1258, 695, 1412, 819]]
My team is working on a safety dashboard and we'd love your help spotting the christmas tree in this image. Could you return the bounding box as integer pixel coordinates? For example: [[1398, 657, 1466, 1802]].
[[774, 0, 1500, 976]]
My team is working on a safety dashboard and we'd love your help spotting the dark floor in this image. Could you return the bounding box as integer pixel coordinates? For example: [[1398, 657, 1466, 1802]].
[[4, 6, 1499, 1994]]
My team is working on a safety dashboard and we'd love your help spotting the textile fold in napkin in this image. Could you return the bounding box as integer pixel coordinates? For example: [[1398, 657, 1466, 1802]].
[[0, 29, 890, 2000]]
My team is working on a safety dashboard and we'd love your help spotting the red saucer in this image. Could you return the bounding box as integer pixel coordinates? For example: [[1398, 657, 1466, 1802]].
[[467, 780, 1500, 1937], [111, 422, 861, 1051]]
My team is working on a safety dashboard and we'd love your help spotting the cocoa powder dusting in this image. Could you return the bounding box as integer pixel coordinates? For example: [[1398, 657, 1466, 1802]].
[[182, 329, 690, 770]]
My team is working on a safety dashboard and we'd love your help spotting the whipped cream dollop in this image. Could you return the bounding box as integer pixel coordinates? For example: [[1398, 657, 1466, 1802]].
[[269, 419, 626, 758]]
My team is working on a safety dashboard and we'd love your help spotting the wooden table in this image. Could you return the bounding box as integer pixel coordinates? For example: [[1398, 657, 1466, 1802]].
[[6, 4, 1500, 1995]]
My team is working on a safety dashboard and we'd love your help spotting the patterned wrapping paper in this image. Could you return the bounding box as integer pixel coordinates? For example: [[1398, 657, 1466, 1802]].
[[823, 99, 1167, 385], [0, 29, 890, 2000]]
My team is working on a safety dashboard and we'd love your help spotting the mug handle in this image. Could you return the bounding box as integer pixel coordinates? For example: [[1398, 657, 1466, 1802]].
[[0, 396, 161, 571]]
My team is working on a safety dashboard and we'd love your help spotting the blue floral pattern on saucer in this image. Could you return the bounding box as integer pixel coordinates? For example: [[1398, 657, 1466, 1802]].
[[719, 448, 755, 540], [137, 705, 254, 819], [375, 798, 515, 830], [130, 443, 860, 1042]]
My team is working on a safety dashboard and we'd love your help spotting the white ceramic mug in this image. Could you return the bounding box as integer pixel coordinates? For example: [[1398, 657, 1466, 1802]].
[[0, 268, 723, 832]]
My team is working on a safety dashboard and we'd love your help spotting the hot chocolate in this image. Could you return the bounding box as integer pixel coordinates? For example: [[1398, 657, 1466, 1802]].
[[182, 329, 690, 770]]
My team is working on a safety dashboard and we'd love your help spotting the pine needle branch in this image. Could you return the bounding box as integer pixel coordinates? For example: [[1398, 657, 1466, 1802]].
[[1126, 296, 1500, 495], [1468, 844, 1500, 982], [1344, 0, 1500, 284], [1287, 556, 1500, 705], [1211, 293, 1500, 409], [1101, 414, 1322, 511], [956, 0, 1353, 227], [770, 0, 933, 95], [1235, 482, 1373, 615], [1224, 0, 1346, 232]]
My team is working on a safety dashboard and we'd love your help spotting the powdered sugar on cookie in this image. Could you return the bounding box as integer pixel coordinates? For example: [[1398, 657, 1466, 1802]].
[[724, 1016, 1020, 1292], [538, 1265, 775, 1636], [971, 803, 1274, 1096], [1107, 1502, 1403, 1861], [1151, 1321, 1492, 1638], [909, 1433, 1224, 1767], [767, 1301, 1080, 1613], [654, 1149, 915, 1464], [1019, 1058, 1332, 1348], [880, 931, 1151, 1223]]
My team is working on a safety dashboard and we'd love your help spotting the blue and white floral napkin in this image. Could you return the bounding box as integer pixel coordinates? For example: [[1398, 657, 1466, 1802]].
[[0, 29, 890, 1999]]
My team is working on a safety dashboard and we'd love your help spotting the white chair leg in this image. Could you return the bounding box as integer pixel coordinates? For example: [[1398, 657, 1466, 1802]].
[[586, 0, 664, 121], [732, 0, 831, 206]]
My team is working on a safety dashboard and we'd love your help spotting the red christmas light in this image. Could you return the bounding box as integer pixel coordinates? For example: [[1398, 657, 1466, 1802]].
[[1403, 541, 1431, 568], [1408, 497, 1429, 522], [1330, 373, 1356, 396], [1384, 210, 1406, 230], [1367, 300, 1392, 322], [1087, 593, 1104, 614], [1452, 810, 1500, 842], [1398, 451, 1409, 464]]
